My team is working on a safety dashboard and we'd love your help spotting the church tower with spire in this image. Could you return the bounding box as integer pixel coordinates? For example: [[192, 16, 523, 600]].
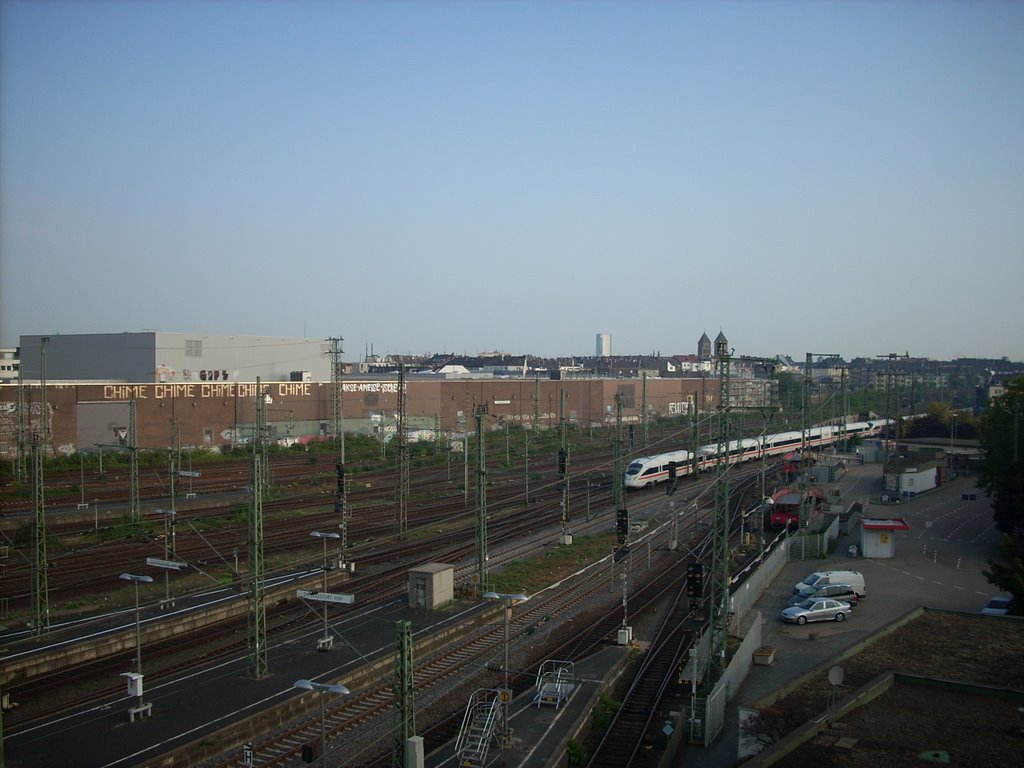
[[697, 332, 712, 361]]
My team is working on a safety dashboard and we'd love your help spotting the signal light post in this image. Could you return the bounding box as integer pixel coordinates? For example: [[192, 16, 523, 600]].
[[666, 461, 678, 496], [686, 562, 705, 612]]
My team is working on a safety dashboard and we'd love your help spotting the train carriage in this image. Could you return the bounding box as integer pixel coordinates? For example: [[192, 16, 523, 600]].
[[624, 419, 890, 490], [624, 450, 691, 489]]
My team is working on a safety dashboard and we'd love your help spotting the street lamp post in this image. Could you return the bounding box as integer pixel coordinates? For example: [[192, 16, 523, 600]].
[[119, 572, 153, 721], [294, 679, 350, 767], [310, 531, 340, 651], [483, 591, 528, 749]]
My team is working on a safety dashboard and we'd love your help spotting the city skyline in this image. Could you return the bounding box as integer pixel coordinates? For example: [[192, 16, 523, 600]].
[[8, 328, 1022, 370], [2, 2, 1022, 363]]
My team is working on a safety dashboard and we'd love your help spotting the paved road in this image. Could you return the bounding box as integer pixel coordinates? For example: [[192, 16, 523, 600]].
[[675, 465, 1000, 768]]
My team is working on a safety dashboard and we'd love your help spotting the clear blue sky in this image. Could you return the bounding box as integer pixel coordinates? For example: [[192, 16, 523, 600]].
[[2, 0, 1022, 363]]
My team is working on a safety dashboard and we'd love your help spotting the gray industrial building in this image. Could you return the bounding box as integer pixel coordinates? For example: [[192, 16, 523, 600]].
[[17, 332, 333, 383]]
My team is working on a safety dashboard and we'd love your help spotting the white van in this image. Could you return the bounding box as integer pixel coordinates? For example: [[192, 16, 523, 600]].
[[793, 570, 866, 597]]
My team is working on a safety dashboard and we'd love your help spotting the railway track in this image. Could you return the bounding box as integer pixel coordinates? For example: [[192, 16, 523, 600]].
[[0, 476, 616, 734], [202, 512, 702, 768], [1, 429, 789, 767], [0, 435, 622, 607], [585, 580, 695, 766]]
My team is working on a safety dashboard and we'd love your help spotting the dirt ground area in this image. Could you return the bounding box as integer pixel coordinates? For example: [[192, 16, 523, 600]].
[[763, 611, 1024, 767]]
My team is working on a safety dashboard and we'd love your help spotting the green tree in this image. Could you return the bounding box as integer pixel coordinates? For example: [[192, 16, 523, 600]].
[[775, 372, 802, 415], [903, 402, 977, 440], [977, 377, 1024, 535], [982, 535, 1024, 615]]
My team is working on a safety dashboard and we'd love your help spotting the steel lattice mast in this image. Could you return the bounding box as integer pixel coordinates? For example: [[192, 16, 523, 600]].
[[877, 353, 907, 496], [642, 371, 649, 448], [474, 404, 489, 593], [392, 619, 416, 767], [558, 387, 570, 541], [129, 399, 140, 525], [331, 335, 352, 565], [336, 459, 349, 570], [708, 352, 731, 684], [327, 336, 344, 452], [247, 377, 269, 678], [802, 352, 840, 528], [31, 337, 50, 635], [396, 364, 409, 538], [39, 337, 48, 454], [16, 365, 27, 482], [613, 395, 627, 545], [31, 435, 48, 635]]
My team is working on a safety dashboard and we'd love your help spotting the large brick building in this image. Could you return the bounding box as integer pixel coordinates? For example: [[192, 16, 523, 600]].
[[0, 376, 720, 457]]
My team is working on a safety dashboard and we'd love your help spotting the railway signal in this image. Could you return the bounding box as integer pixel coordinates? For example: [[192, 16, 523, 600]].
[[666, 462, 678, 496], [686, 562, 704, 599], [616, 508, 629, 545]]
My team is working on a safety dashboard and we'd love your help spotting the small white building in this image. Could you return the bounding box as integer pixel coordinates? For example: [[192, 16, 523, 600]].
[[407, 563, 454, 609], [859, 517, 911, 558]]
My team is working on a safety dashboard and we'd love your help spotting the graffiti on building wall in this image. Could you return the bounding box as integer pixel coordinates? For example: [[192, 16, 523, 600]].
[[0, 401, 52, 446], [99, 382, 316, 400]]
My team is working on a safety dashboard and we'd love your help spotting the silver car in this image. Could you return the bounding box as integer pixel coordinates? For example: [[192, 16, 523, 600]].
[[780, 598, 852, 625], [788, 583, 860, 607]]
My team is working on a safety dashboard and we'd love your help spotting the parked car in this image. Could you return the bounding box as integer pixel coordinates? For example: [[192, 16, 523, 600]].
[[780, 598, 852, 625], [981, 595, 1014, 616], [788, 583, 860, 607], [792, 570, 866, 597]]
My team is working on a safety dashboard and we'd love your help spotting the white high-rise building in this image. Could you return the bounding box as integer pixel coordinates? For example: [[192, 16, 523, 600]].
[[596, 333, 612, 357]]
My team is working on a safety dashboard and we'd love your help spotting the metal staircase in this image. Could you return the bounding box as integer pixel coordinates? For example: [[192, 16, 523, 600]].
[[454, 688, 502, 767]]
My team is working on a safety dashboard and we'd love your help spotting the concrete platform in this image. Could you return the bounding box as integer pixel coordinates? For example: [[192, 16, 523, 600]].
[[2, 598, 493, 768], [427, 645, 632, 768]]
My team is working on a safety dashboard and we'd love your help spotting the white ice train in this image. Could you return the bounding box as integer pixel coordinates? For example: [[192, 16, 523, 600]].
[[623, 420, 889, 490]]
